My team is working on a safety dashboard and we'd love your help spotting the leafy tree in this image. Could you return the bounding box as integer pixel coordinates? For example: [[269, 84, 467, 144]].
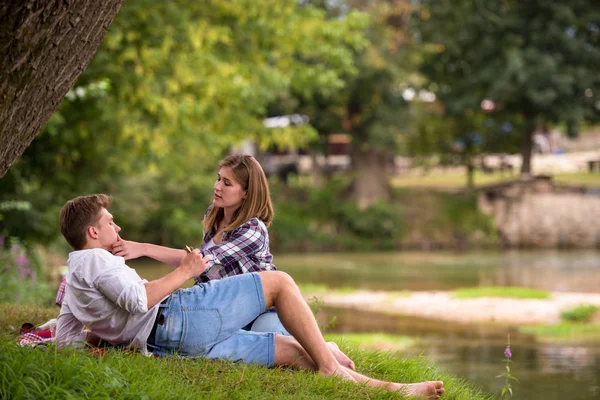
[[417, 0, 600, 175], [1, 0, 367, 244], [278, 0, 422, 208], [405, 103, 521, 188]]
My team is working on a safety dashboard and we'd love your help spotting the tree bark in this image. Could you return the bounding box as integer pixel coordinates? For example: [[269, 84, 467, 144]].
[[466, 161, 474, 190], [520, 117, 535, 176], [0, 0, 124, 178], [349, 136, 391, 209]]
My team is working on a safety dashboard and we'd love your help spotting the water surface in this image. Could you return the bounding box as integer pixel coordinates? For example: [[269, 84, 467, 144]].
[[132, 250, 600, 399]]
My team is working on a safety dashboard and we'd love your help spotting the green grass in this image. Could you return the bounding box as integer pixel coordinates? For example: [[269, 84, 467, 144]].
[[553, 172, 600, 187], [325, 333, 418, 352], [391, 171, 600, 190], [1, 303, 492, 400], [560, 304, 599, 323], [518, 323, 600, 343], [391, 171, 515, 189], [298, 283, 360, 295], [452, 287, 551, 300]]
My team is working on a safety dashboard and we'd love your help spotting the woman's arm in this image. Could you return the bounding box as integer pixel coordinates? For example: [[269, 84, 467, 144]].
[[197, 218, 275, 282], [112, 237, 187, 266]]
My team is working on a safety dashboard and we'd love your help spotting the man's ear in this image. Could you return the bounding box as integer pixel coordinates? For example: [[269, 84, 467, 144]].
[[87, 225, 99, 240]]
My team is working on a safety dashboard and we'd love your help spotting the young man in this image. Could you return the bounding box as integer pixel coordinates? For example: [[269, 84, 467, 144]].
[[57, 194, 444, 399]]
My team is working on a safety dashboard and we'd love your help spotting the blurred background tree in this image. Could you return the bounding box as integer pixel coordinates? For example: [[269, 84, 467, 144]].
[[406, 103, 522, 189], [272, 0, 424, 208], [0, 0, 366, 246], [416, 0, 600, 176]]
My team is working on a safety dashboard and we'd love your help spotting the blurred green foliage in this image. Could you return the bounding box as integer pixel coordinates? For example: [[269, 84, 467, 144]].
[[7, 0, 593, 252], [561, 304, 599, 323], [0, 237, 55, 305], [271, 1, 427, 206], [0, 0, 366, 247], [417, 0, 600, 173], [269, 179, 496, 252]]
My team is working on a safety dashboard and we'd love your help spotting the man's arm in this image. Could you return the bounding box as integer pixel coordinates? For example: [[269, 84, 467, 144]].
[[96, 250, 208, 314], [144, 250, 208, 308]]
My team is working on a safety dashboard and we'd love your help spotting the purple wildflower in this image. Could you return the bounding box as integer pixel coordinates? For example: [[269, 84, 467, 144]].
[[504, 347, 512, 359], [15, 254, 29, 267], [0, 235, 5, 247], [15, 254, 31, 280], [30, 271, 37, 290]]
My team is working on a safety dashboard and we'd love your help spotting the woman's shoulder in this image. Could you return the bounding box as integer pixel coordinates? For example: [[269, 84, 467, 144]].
[[231, 217, 268, 237], [242, 216, 268, 230]]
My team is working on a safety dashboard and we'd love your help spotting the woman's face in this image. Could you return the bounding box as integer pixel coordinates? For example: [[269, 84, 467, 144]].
[[213, 166, 247, 212]]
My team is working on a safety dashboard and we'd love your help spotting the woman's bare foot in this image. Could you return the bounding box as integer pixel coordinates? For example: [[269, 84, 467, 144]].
[[319, 364, 357, 381], [389, 381, 445, 399], [326, 342, 356, 370]]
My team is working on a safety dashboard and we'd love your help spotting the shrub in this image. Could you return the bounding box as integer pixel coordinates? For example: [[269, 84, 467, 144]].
[[560, 304, 599, 323], [0, 237, 55, 305]]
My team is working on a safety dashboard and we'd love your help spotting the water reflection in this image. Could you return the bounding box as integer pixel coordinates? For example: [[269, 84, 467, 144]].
[[131, 250, 600, 399], [321, 306, 600, 400], [130, 250, 600, 293], [277, 250, 600, 293]]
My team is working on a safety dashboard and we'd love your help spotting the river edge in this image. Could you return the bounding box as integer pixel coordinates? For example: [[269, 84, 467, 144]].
[[304, 289, 600, 330]]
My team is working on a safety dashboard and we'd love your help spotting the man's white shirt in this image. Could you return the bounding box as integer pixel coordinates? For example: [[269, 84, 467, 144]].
[[56, 248, 160, 354]]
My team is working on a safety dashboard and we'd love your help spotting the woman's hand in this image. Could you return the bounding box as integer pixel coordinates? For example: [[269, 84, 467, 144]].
[[112, 236, 145, 260], [178, 250, 209, 279]]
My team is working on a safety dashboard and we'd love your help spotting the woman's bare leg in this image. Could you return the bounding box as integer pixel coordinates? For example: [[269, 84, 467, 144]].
[[259, 271, 352, 379], [274, 335, 445, 399], [273, 336, 354, 370]]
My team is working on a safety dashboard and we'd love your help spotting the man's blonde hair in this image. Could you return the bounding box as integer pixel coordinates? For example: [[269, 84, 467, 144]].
[[60, 194, 112, 250], [204, 154, 273, 234]]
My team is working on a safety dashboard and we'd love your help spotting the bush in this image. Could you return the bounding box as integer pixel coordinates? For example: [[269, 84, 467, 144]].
[[270, 178, 405, 252], [560, 304, 599, 323], [0, 237, 55, 305]]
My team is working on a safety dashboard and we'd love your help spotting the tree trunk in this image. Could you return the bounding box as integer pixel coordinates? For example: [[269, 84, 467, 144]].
[[520, 118, 536, 176], [466, 162, 474, 190], [0, 1, 124, 178], [309, 149, 324, 186], [349, 138, 390, 209]]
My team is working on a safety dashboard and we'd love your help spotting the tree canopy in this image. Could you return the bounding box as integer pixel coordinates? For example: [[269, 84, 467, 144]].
[[1, 0, 367, 244], [417, 0, 600, 174]]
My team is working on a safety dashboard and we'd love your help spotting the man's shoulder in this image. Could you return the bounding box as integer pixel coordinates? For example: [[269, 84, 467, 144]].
[[68, 248, 123, 272]]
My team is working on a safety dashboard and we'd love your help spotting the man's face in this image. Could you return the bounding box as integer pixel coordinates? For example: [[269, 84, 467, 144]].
[[94, 208, 121, 250]]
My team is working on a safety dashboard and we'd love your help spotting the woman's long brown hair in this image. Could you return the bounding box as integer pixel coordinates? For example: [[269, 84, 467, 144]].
[[203, 154, 274, 234]]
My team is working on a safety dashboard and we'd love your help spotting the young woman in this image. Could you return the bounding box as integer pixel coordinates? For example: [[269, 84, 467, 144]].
[[112, 154, 286, 334]]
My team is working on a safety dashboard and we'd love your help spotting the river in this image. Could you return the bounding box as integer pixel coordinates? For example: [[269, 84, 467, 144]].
[[131, 249, 600, 400]]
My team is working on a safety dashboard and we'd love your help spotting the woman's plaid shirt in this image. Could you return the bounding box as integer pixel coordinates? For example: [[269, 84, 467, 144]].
[[194, 216, 276, 284]]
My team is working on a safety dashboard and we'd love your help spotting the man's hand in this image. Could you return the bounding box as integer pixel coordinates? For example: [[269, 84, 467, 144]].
[[177, 250, 209, 280], [112, 236, 144, 260], [144, 250, 209, 309]]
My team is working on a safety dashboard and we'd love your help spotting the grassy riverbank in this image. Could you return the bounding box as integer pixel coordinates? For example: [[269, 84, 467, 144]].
[[1, 303, 492, 400], [300, 286, 600, 343]]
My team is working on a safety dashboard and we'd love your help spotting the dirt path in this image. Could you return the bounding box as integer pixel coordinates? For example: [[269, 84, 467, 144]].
[[310, 290, 600, 325]]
